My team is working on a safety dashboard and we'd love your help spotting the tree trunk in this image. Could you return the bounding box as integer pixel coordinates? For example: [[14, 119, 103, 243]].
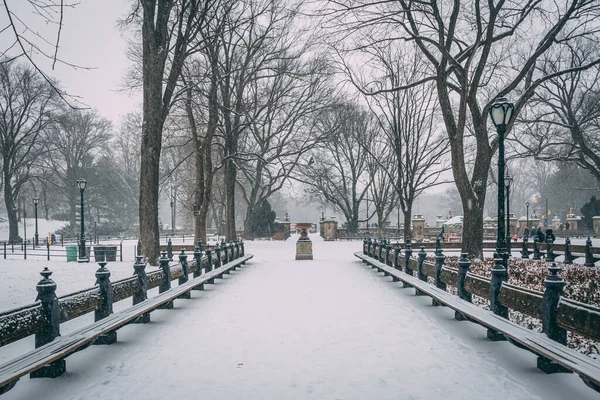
[[3, 171, 19, 243], [403, 207, 412, 243], [138, 36, 165, 265], [224, 156, 237, 241]]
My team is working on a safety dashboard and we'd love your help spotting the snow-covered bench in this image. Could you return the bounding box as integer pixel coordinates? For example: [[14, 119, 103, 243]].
[[0, 251, 253, 396], [354, 251, 600, 394]]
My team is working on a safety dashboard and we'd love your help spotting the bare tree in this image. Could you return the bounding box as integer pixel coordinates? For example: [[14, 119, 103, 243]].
[[513, 42, 600, 186], [299, 102, 376, 233], [0, 60, 55, 242], [237, 55, 332, 237], [325, 0, 600, 256], [43, 108, 112, 235]]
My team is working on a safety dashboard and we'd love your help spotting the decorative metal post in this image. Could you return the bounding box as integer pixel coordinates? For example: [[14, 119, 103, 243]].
[[546, 238, 555, 262], [432, 247, 446, 306], [206, 247, 215, 284], [158, 251, 173, 309], [404, 241, 413, 275], [223, 242, 229, 265], [525, 201, 530, 239], [77, 178, 88, 263], [391, 242, 400, 282], [132, 256, 150, 323], [505, 172, 513, 257], [192, 242, 204, 291], [178, 249, 190, 299], [213, 245, 220, 270], [538, 263, 569, 373], [33, 198, 39, 247], [415, 246, 427, 296], [521, 237, 529, 259], [584, 237, 595, 267], [93, 258, 116, 344], [563, 237, 573, 264], [532, 237, 541, 260], [31, 267, 66, 378], [488, 254, 508, 341], [455, 252, 472, 321], [137, 238, 142, 257], [167, 238, 173, 261]]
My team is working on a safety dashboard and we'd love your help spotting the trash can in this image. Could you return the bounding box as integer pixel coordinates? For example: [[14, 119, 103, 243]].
[[66, 246, 78, 262], [94, 246, 106, 262], [104, 246, 117, 262]]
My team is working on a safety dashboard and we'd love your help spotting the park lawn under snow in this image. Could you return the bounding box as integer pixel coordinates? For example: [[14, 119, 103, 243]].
[[0, 236, 598, 400]]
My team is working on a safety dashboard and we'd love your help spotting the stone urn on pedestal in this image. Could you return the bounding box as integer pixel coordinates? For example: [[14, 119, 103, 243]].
[[295, 222, 314, 260]]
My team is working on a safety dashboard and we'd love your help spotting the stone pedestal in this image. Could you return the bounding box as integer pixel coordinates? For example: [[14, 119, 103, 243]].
[[412, 215, 426, 240], [566, 215, 581, 231], [552, 216, 561, 230], [295, 222, 313, 260], [322, 219, 338, 241]]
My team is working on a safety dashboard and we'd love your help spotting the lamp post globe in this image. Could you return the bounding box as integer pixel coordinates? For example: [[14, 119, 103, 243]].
[[77, 178, 88, 262], [489, 97, 514, 262], [33, 198, 39, 247]]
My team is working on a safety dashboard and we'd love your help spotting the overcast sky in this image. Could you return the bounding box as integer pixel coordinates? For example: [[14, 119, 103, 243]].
[[1, 0, 138, 127]]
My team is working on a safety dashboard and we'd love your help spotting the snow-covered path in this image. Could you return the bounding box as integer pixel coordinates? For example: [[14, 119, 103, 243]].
[[2, 237, 598, 399]]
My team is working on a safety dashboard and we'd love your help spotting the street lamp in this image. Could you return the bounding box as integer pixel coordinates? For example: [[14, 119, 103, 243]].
[[525, 201, 530, 240], [33, 198, 39, 247], [77, 178, 88, 262], [504, 172, 513, 256], [170, 200, 175, 235], [489, 97, 514, 261]]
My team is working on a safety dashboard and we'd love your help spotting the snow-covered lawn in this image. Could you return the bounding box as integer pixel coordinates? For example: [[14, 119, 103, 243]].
[[0, 236, 598, 399]]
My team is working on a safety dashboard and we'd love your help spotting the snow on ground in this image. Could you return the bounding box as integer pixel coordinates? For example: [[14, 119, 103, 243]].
[[0, 219, 68, 242], [1, 236, 599, 399]]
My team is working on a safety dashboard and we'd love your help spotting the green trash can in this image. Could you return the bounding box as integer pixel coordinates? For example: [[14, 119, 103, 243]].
[[66, 246, 78, 262], [104, 246, 117, 262]]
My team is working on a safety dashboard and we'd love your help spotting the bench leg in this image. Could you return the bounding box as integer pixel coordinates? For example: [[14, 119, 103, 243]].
[[487, 329, 507, 341], [402, 282, 412, 288], [392, 276, 399, 282], [132, 312, 150, 324], [93, 330, 117, 345], [158, 300, 174, 309], [208, 278, 215, 284], [415, 288, 425, 296], [537, 356, 572, 374], [30, 359, 66, 379], [193, 283, 205, 291], [178, 291, 191, 300], [0, 381, 18, 395], [454, 311, 468, 321]]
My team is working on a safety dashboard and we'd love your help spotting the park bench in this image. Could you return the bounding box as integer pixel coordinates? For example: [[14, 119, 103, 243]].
[[0, 246, 252, 396], [354, 250, 600, 393]]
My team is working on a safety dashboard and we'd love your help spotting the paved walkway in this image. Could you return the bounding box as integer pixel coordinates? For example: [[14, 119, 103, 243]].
[[3, 238, 597, 399]]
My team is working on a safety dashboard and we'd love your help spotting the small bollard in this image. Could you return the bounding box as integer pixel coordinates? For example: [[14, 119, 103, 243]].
[[178, 250, 191, 299], [386, 242, 393, 267], [538, 262, 570, 373], [93, 259, 116, 344], [137, 238, 142, 257], [224, 244, 234, 274], [432, 247, 446, 306], [367, 238, 373, 259], [240, 239, 246, 262], [363, 238, 368, 256], [532, 237, 541, 260], [520, 237, 529, 259], [487, 254, 508, 341], [563, 237, 573, 264], [31, 267, 66, 378], [584, 237, 595, 267], [206, 247, 215, 284], [167, 238, 173, 261], [132, 256, 150, 323], [455, 252, 472, 321], [546, 238, 555, 262], [158, 251, 173, 309]]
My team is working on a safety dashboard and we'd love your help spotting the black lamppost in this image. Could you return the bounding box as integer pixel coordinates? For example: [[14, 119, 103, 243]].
[[77, 178, 88, 262], [170, 200, 175, 235], [505, 172, 513, 255], [93, 218, 97, 245], [525, 201, 530, 240], [33, 198, 39, 247], [489, 97, 514, 260]]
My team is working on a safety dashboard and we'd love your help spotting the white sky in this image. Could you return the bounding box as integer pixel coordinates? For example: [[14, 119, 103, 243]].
[[1, 0, 138, 126]]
